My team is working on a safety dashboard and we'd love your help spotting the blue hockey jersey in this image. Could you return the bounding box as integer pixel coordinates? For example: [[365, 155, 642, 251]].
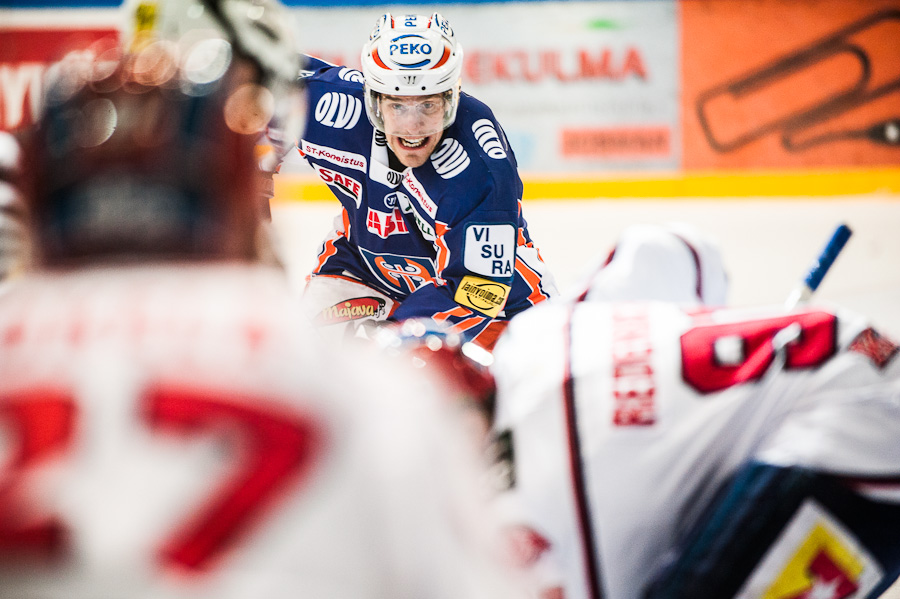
[[295, 57, 557, 343]]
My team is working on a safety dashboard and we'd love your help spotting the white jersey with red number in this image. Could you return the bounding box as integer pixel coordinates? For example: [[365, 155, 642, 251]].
[[0, 264, 515, 599], [490, 300, 900, 599]]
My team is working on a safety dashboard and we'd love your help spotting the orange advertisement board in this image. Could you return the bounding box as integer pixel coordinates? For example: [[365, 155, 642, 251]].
[[681, 0, 900, 171]]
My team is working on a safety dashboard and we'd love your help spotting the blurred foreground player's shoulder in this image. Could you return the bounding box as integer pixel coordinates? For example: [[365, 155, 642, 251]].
[[0, 1, 521, 597]]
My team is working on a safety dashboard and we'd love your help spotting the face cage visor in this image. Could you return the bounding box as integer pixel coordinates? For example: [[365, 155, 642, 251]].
[[364, 86, 459, 138]]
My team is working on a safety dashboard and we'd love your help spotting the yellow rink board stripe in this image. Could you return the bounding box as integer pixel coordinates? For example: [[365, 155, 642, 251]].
[[272, 168, 900, 203]]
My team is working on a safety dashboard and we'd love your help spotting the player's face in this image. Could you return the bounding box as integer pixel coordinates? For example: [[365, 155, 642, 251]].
[[379, 94, 445, 168]]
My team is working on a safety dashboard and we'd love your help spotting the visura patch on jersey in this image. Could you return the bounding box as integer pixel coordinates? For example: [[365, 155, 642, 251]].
[[402, 171, 438, 218], [366, 207, 408, 239], [734, 500, 883, 599], [472, 118, 508, 159], [314, 92, 362, 130], [299, 140, 367, 171], [312, 164, 363, 207], [464, 223, 515, 278], [454, 275, 510, 317], [431, 138, 470, 179]]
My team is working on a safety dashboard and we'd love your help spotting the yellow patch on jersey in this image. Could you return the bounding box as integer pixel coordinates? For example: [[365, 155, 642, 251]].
[[736, 500, 882, 599], [761, 523, 864, 599], [454, 275, 510, 318]]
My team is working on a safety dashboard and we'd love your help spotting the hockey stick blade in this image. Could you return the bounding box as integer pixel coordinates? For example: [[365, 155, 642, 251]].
[[785, 223, 852, 309]]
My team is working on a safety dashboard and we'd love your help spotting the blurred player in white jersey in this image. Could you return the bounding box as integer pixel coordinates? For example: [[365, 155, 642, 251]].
[[0, 2, 520, 598], [568, 222, 729, 306], [488, 294, 900, 599]]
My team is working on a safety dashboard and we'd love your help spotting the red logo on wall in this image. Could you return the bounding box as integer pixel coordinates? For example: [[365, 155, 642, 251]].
[[0, 29, 119, 131]]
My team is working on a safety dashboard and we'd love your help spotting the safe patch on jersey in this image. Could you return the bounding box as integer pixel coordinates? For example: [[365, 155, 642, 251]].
[[315, 297, 386, 324], [465, 223, 515, 278], [454, 275, 510, 317], [734, 500, 883, 599], [312, 164, 363, 207]]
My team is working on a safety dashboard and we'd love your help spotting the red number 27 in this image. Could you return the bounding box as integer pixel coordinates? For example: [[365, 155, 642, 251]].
[[0, 386, 322, 572]]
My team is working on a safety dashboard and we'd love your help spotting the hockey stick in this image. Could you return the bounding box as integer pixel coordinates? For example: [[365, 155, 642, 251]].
[[784, 223, 853, 309]]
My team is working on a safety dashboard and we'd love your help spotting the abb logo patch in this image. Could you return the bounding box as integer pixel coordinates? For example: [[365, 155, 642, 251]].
[[314, 92, 362, 130], [366, 207, 408, 239], [312, 164, 363, 207]]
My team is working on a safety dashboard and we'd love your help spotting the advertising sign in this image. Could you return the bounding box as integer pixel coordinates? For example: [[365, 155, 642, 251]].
[[292, 1, 679, 173], [682, 0, 900, 170]]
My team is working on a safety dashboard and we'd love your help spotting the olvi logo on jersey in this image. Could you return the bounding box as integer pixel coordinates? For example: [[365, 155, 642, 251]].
[[315, 92, 362, 130]]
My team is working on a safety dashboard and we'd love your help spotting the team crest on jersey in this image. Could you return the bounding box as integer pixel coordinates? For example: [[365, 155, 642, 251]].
[[300, 140, 366, 171], [734, 500, 882, 599], [316, 297, 386, 324], [849, 327, 899, 369], [366, 207, 408, 239], [360, 249, 436, 295], [402, 171, 438, 218], [314, 92, 362, 130], [473, 118, 508, 159], [454, 275, 509, 317], [337, 67, 364, 84], [464, 223, 515, 279], [312, 164, 363, 207], [431, 138, 470, 179]]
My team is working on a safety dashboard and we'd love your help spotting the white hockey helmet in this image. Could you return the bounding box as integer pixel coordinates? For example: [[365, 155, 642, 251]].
[[360, 13, 464, 135]]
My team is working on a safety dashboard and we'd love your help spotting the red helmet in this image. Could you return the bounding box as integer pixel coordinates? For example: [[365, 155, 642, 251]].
[[22, 0, 304, 267], [21, 47, 265, 266]]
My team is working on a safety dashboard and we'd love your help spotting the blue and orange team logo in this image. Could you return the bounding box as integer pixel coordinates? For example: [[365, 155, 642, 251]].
[[748, 509, 882, 599], [360, 249, 436, 295]]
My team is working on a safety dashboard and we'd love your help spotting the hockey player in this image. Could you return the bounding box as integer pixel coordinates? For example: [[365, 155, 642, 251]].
[[294, 13, 557, 349], [568, 222, 729, 306], [0, 2, 521, 598], [489, 297, 900, 599]]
